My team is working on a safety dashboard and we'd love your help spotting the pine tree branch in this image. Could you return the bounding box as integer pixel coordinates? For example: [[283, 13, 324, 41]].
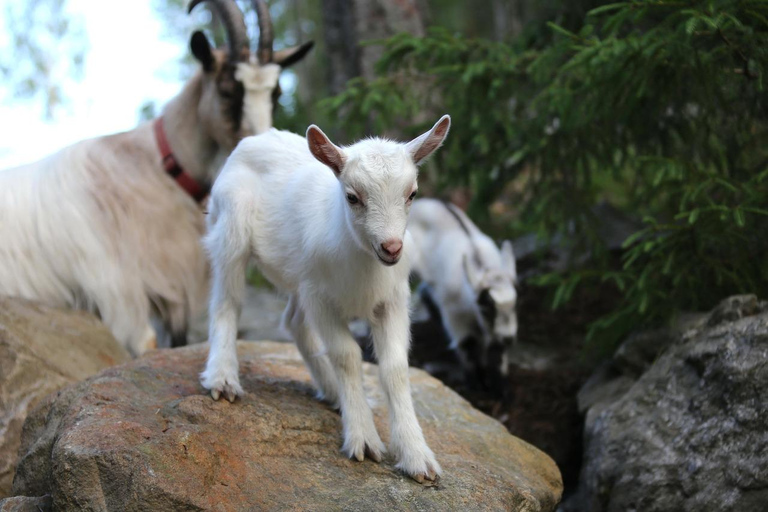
[[717, 28, 757, 79]]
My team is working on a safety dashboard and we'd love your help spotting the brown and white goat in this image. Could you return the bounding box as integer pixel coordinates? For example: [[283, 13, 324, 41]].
[[0, 0, 312, 356]]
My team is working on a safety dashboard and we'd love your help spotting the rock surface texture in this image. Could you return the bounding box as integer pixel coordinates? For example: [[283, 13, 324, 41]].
[[12, 342, 562, 511], [0, 297, 130, 497], [0, 495, 51, 512], [570, 295, 768, 512]]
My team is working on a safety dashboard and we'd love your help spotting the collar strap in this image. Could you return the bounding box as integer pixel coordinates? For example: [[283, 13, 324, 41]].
[[153, 117, 209, 203]]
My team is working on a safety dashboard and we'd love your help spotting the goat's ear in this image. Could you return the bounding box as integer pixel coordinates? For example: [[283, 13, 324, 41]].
[[307, 125, 346, 176], [274, 41, 315, 69], [500, 240, 517, 283], [406, 114, 451, 165], [462, 253, 482, 290], [191, 31, 215, 73]]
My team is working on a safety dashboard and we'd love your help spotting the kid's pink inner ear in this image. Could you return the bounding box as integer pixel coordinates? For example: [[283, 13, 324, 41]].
[[308, 128, 345, 175], [433, 117, 450, 137], [411, 116, 451, 164], [412, 137, 441, 163]]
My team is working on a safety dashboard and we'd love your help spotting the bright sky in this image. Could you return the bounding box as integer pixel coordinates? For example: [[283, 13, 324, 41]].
[[0, 0, 185, 169]]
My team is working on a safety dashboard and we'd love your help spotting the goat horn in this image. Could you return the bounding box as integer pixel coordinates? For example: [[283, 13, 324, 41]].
[[188, 0, 250, 62], [251, 0, 274, 64]]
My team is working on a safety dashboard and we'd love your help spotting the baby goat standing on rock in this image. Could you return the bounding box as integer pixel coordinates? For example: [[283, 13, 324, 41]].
[[201, 116, 451, 482]]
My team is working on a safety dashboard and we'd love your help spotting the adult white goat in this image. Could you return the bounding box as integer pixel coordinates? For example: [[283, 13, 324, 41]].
[[0, 0, 312, 356], [408, 198, 518, 383], [201, 116, 452, 483]]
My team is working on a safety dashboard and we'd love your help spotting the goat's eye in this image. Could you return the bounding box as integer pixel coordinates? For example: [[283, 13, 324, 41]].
[[346, 193, 359, 205], [408, 190, 417, 202]]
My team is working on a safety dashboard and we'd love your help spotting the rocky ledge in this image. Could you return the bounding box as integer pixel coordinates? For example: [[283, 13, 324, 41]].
[[0, 297, 129, 497], [10, 342, 562, 511]]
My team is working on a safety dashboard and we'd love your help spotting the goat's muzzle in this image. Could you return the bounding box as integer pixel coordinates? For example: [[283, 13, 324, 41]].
[[376, 239, 402, 266], [381, 239, 402, 258]]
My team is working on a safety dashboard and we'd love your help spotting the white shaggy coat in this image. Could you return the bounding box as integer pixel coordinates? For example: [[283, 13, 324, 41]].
[[0, 124, 207, 355], [0, 58, 284, 356], [201, 116, 451, 482]]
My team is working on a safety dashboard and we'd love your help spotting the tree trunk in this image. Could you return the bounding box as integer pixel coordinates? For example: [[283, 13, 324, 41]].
[[320, 0, 425, 95], [492, 0, 524, 41], [320, 0, 362, 96], [352, 0, 425, 81]]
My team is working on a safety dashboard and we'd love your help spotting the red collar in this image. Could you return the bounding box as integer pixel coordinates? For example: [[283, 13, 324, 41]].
[[153, 117, 209, 203]]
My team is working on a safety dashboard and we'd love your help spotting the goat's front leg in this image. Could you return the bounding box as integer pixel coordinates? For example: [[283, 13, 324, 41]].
[[200, 213, 249, 402], [306, 298, 384, 463], [371, 287, 441, 483]]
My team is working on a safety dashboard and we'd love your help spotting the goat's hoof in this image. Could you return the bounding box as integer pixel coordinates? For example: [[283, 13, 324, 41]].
[[343, 433, 385, 463], [396, 447, 442, 484], [365, 444, 383, 463], [211, 388, 238, 402], [347, 443, 383, 463], [412, 470, 440, 485], [201, 368, 243, 402], [132, 327, 158, 356], [206, 381, 243, 402], [210, 387, 239, 402]]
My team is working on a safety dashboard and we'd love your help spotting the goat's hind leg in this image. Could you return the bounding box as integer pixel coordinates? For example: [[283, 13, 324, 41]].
[[84, 270, 156, 357], [200, 208, 250, 402], [282, 295, 340, 408], [167, 301, 190, 348], [306, 298, 384, 463]]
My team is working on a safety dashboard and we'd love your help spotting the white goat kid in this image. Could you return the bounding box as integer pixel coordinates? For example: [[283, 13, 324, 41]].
[[202, 116, 451, 482], [409, 198, 518, 380], [0, 0, 312, 356]]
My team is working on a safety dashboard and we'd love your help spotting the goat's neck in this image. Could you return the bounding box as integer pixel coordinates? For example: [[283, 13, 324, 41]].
[[160, 72, 221, 184]]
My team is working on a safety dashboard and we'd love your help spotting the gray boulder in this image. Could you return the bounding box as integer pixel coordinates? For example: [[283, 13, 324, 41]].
[[0, 495, 51, 512], [571, 295, 768, 511]]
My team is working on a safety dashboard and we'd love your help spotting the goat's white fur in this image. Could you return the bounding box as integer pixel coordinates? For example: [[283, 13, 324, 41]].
[[236, 62, 281, 135], [408, 198, 518, 373], [0, 62, 281, 356], [201, 116, 451, 482]]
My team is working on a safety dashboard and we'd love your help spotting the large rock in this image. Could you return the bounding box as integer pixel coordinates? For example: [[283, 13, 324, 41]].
[[12, 342, 562, 511], [576, 313, 706, 435], [0, 297, 130, 497], [0, 495, 51, 512], [570, 295, 768, 511]]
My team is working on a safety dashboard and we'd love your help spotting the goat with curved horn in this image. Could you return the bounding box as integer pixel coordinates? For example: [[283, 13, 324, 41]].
[[0, 0, 314, 357], [188, 0, 250, 62], [252, 0, 274, 63]]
